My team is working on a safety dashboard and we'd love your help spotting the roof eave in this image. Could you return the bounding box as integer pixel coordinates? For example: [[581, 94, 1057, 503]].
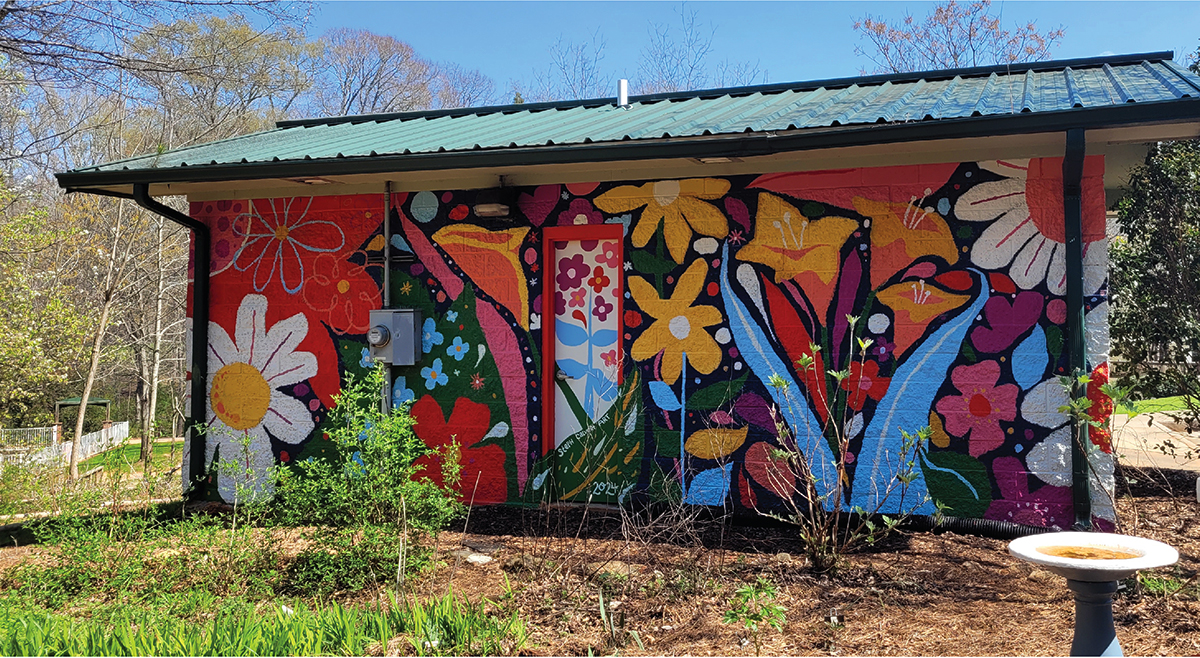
[[57, 98, 1200, 194]]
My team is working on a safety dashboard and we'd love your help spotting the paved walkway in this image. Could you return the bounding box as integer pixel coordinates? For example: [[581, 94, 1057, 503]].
[[1110, 413, 1200, 472]]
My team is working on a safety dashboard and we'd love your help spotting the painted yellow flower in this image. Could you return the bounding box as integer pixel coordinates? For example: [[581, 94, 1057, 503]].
[[876, 277, 970, 358], [594, 178, 730, 264], [852, 197, 958, 289], [737, 193, 858, 283], [629, 259, 723, 384], [736, 192, 858, 320]]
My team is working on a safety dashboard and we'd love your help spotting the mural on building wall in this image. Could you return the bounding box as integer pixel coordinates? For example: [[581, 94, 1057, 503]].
[[186, 155, 1114, 529]]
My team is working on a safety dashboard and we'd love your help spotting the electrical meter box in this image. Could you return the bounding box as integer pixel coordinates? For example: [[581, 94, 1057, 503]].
[[366, 309, 421, 366]]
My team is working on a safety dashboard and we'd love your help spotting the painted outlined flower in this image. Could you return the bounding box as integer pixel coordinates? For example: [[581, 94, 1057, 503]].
[[935, 360, 1019, 457], [411, 395, 508, 504], [421, 317, 444, 354], [594, 178, 731, 264], [955, 158, 1106, 295], [233, 197, 346, 294], [392, 376, 415, 408], [206, 294, 317, 503], [593, 295, 613, 321], [841, 360, 890, 411], [421, 358, 449, 390], [587, 265, 611, 293], [446, 336, 470, 361], [629, 258, 723, 384], [557, 253, 588, 289], [301, 252, 381, 335]]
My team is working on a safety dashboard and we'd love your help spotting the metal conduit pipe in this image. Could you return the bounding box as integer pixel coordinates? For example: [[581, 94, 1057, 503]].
[[1062, 128, 1093, 530], [131, 184, 209, 500]]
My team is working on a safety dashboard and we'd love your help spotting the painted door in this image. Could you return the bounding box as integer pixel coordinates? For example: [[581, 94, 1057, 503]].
[[543, 226, 640, 503]]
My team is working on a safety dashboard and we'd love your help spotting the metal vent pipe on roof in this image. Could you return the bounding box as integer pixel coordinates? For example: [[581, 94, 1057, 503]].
[[618, 79, 629, 108]]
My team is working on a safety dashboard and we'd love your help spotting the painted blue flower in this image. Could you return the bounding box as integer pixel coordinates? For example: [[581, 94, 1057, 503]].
[[421, 317, 444, 354], [446, 336, 470, 361], [421, 358, 449, 390], [445, 310, 458, 322], [359, 347, 374, 369], [392, 376, 415, 409]]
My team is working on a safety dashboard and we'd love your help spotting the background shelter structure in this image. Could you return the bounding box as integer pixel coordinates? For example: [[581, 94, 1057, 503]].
[[56, 51, 1200, 531]]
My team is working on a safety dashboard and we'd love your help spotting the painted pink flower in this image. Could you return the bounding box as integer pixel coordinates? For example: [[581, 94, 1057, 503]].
[[935, 360, 1018, 457], [601, 350, 617, 367], [593, 294, 613, 321], [569, 288, 586, 308], [597, 241, 620, 268], [557, 198, 603, 226], [556, 253, 588, 289]]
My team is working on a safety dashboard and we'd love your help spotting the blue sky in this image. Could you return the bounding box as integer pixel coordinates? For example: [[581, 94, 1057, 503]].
[[307, 1, 1200, 95]]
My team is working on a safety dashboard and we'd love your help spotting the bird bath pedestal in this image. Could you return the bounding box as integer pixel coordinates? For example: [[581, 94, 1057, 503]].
[[1009, 532, 1178, 656]]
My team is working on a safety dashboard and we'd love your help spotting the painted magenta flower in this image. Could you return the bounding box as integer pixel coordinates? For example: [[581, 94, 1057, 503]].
[[421, 317, 444, 354], [421, 358, 449, 390], [629, 258, 723, 384], [587, 265, 611, 293], [557, 198, 603, 225], [301, 252, 381, 335], [593, 295, 613, 321], [594, 178, 731, 264], [233, 197, 346, 294], [954, 158, 1106, 295], [935, 360, 1018, 457], [840, 360, 890, 411], [556, 253, 588, 289], [206, 294, 317, 503], [446, 336, 470, 361]]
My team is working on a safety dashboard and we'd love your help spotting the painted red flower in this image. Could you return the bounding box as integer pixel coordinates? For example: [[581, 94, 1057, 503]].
[[301, 252, 381, 334], [587, 265, 611, 293], [935, 360, 1018, 457], [840, 360, 890, 411], [411, 395, 508, 504]]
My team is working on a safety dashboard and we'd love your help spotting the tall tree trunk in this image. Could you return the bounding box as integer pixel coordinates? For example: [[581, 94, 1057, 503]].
[[143, 217, 166, 467], [69, 292, 114, 479]]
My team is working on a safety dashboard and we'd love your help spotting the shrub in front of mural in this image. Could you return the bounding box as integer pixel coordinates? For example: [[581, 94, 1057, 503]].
[[277, 366, 463, 594], [754, 317, 930, 573]]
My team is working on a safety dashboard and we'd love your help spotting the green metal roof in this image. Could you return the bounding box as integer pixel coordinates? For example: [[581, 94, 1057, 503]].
[[57, 51, 1200, 190]]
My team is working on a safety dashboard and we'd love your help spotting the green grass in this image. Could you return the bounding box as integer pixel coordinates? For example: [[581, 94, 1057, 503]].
[[78, 440, 183, 474], [1116, 395, 1190, 416]]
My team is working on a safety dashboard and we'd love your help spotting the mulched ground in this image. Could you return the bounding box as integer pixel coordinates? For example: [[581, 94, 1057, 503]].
[[2, 463, 1197, 656], [410, 463, 1200, 656]]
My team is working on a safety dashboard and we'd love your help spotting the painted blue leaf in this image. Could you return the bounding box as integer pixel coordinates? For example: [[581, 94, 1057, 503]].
[[555, 319, 589, 347], [719, 244, 836, 496], [685, 463, 732, 506], [852, 270, 990, 516], [390, 233, 413, 253], [591, 329, 618, 347], [1012, 325, 1048, 390], [649, 380, 682, 412], [557, 358, 588, 380]]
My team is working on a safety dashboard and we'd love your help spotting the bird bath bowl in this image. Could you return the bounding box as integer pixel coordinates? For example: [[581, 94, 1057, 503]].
[[1009, 532, 1178, 656]]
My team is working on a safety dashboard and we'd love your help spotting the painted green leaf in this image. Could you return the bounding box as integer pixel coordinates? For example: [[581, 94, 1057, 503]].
[[683, 373, 748, 411], [629, 249, 677, 275], [1045, 325, 1064, 361], [920, 450, 992, 518], [653, 429, 682, 459]]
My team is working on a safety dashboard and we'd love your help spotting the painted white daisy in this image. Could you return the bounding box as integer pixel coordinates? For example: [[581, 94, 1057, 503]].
[[955, 158, 1106, 296], [205, 294, 317, 503]]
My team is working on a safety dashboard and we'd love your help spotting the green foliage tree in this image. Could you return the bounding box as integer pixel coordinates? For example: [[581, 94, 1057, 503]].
[[1111, 133, 1200, 420]]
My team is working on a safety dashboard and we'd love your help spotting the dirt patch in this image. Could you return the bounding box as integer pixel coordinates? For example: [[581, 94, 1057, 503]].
[[1, 465, 1197, 655]]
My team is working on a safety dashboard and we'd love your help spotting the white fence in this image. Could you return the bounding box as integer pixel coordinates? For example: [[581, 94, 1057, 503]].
[[0, 421, 129, 467]]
